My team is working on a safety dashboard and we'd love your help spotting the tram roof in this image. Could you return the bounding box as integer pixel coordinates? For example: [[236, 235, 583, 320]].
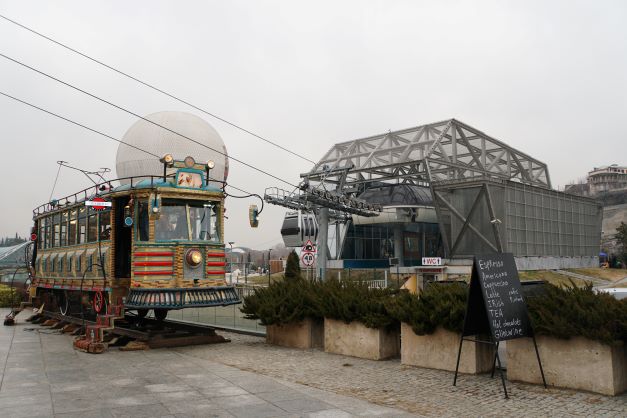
[[33, 175, 224, 217]]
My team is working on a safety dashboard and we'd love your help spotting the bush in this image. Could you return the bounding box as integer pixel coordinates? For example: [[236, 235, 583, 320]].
[[284, 250, 301, 280], [0, 284, 20, 308], [526, 283, 627, 345], [318, 279, 398, 330], [240, 278, 322, 326], [387, 283, 467, 335]]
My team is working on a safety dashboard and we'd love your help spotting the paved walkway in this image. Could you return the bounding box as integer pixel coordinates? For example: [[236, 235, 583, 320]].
[[0, 309, 414, 418], [1, 308, 626, 417], [176, 334, 627, 417]]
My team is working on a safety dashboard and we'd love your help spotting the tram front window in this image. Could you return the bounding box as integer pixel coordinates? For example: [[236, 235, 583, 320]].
[[154, 200, 217, 241]]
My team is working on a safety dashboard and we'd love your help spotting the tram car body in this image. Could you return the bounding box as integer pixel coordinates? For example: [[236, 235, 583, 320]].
[[29, 155, 239, 320]]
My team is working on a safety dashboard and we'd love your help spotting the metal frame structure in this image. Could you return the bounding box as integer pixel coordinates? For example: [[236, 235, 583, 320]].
[[264, 119, 554, 277], [305, 119, 550, 189]]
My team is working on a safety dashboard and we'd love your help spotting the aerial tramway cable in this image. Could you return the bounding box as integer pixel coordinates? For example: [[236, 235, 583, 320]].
[[0, 90, 262, 199], [0, 52, 299, 190], [0, 13, 316, 165]]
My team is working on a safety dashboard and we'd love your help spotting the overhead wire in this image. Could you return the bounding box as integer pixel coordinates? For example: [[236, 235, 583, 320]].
[[0, 52, 299, 190], [0, 13, 316, 164], [0, 90, 259, 198]]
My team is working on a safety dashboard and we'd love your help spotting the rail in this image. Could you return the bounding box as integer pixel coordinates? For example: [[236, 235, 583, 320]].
[[33, 173, 228, 216]]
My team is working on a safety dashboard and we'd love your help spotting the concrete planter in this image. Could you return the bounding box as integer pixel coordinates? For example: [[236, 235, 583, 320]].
[[507, 336, 627, 396], [400, 323, 494, 374], [324, 318, 399, 360], [266, 318, 324, 349]]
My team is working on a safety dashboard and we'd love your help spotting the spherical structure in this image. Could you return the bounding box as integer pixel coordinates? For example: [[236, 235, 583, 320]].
[[116, 111, 229, 184]]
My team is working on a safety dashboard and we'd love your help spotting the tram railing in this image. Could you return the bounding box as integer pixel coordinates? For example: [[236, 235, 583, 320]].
[[33, 172, 228, 216]]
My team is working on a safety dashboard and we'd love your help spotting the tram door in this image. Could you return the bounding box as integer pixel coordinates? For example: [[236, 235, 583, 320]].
[[114, 197, 132, 278]]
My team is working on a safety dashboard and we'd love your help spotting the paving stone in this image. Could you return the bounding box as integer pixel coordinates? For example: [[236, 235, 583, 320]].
[[54, 408, 114, 418], [225, 402, 291, 418], [273, 397, 335, 413], [3, 404, 54, 418], [110, 402, 172, 418], [209, 393, 268, 408], [201, 385, 249, 397]]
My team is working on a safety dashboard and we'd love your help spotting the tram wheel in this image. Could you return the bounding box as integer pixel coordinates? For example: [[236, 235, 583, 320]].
[[136, 309, 148, 319], [58, 291, 69, 316], [93, 291, 106, 314], [154, 309, 168, 322]]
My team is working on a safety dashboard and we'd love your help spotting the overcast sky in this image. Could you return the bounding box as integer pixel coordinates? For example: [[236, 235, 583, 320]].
[[0, 0, 625, 248]]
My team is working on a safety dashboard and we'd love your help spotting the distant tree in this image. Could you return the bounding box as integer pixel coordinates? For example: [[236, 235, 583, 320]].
[[284, 250, 301, 280], [616, 222, 627, 266]]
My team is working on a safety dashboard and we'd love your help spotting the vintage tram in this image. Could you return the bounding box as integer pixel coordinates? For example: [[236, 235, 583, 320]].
[[28, 154, 239, 329]]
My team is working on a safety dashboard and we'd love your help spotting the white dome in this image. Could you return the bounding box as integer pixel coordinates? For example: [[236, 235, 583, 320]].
[[116, 111, 229, 184]]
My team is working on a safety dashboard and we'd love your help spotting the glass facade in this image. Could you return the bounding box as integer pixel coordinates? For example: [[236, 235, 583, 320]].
[[341, 222, 442, 267]]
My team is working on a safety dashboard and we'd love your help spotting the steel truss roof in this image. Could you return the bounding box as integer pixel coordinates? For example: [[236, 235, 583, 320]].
[[303, 119, 551, 189]]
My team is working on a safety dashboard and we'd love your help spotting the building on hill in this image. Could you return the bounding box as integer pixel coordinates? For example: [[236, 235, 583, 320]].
[[565, 164, 627, 258], [565, 164, 627, 197]]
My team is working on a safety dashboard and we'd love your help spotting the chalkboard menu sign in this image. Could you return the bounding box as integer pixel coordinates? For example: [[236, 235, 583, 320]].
[[463, 252, 531, 341], [455, 253, 545, 398]]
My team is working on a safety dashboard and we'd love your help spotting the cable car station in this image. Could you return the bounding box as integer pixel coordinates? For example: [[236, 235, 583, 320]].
[[267, 119, 601, 287]]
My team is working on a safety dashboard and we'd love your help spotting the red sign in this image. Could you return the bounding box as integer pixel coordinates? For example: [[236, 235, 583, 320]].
[[30, 233, 37, 241], [301, 252, 315, 267], [302, 240, 316, 253], [85, 197, 111, 211]]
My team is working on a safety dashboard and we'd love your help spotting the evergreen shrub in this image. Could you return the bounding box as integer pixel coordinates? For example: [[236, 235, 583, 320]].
[[240, 278, 322, 326], [284, 250, 301, 280], [387, 283, 467, 335], [318, 278, 398, 330], [526, 283, 627, 345]]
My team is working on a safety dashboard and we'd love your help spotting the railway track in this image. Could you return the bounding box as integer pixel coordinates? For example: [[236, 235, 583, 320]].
[[37, 309, 230, 353]]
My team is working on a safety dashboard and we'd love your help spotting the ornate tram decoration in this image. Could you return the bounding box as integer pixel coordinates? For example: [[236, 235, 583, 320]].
[[28, 155, 240, 345]]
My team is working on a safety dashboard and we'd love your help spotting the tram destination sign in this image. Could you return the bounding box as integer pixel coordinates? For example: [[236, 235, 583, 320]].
[[85, 197, 112, 211], [463, 253, 531, 341]]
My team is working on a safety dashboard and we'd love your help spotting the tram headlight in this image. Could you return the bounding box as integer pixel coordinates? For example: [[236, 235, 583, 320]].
[[160, 153, 174, 166], [206, 160, 215, 169], [186, 249, 203, 267]]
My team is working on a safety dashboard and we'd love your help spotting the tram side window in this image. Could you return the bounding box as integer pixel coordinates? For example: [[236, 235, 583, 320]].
[[87, 214, 98, 242], [137, 200, 149, 241], [99, 212, 111, 240], [68, 210, 77, 246], [78, 207, 86, 244], [38, 218, 46, 249], [61, 212, 68, 246], [45, 216, 52, 249], [53, 214, 60, 247]]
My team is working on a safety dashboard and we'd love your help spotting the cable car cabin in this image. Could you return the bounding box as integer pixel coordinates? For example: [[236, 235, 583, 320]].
[[280, 211, 318, 248], [29, 155, 239, 321]]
